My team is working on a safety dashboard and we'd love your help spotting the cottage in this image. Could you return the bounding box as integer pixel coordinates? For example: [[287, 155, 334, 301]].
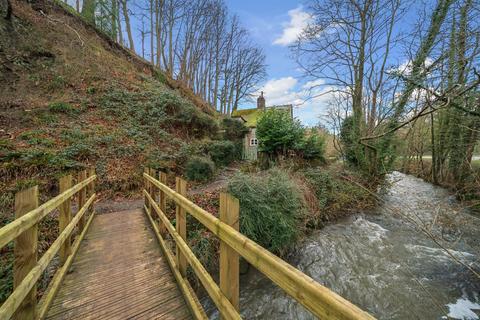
[[231, 92, 293, 160]]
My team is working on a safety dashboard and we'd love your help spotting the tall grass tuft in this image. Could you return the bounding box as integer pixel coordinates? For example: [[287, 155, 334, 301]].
[[227, 168, 303, 254]]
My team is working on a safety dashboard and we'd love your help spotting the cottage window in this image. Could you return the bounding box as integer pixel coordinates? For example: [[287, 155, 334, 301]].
[[250, 138, 258, 146]]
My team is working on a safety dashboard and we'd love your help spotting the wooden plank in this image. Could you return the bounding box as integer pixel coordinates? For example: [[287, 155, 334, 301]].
[[77, 170, 87, 231], [144, 205, 207, 320], [59, 175, 72, 265], [144, 173, 375, 320], [175, 177, 187, 278], [0, 194, 95, 320], [219, 193, 240, 315], [37, 210, 95, 320], [0, 175, 96, 250], [145, 193, 239, 319], [14, 186, 39, 320], [45, 209, 191, 320], [159, 171, 168, 236]]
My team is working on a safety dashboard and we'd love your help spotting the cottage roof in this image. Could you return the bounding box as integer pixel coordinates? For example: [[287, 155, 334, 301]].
[[231, 105, 293, 128]]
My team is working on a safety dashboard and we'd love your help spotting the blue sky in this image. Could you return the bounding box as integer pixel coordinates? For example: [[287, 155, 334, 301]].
[[68, 0, 424, 126], [224, 0, 329, 126]]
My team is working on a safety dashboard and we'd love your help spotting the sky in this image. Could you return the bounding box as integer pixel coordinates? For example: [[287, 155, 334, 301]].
[[224, 0, 331, 126], [68, 0, 424, 127]]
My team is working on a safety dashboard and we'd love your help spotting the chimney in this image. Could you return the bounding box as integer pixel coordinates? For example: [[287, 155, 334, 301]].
[[257, 91, 266, 110]]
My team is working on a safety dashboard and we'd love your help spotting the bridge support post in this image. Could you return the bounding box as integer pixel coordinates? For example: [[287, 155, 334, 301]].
[[219, 193, 240, 317], [14, 186, 39, 320], [59, 175, 72, 265], [158, 171, 168, 236], [175, 177, 188, 277], [77, 170, 87, 231]]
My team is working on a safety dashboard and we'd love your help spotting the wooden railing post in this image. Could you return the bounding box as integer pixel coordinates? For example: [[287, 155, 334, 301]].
[[144, 167, 149, 210], [14, 186, 39, 320], [77, 170, 87, 231], [158, 171, 167, 236], [219, 193, 240, 316], [59, 175, 72, 265], [87, 168, 95, 216], [149, 168, 157, 202], [175, 177, 187, 277]]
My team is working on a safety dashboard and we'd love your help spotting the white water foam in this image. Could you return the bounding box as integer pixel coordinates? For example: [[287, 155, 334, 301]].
[[446, 298, 480, 319]]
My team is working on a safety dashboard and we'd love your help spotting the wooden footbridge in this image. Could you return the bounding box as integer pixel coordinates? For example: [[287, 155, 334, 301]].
[[0, 168, 375, 320]]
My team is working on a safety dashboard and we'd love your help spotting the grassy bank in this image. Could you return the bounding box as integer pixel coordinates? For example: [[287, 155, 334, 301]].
[[184, 164, 377, 276], [398, 158, 480, 212]]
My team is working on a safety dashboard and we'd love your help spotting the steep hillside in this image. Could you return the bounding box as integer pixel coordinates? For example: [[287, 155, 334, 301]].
[[0, 0, 219, 221]]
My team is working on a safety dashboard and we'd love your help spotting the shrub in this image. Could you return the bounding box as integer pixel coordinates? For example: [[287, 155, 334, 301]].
[[256, 109, 304, 157], [185, 157, 215, 182], [303, 168, 370, 212], [207, 140, 236, 167], [227, 169, 303, 253], [19, 130, 54, 147], [99, 88, 217, 138], [60, 143, 95, 160], [296, 131, 326, 161], [48, 102, 75, 114], [222, 118, 249, 140]]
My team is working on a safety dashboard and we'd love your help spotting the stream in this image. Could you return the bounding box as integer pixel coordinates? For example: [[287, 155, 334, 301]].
[[205, 172, 480, 319]]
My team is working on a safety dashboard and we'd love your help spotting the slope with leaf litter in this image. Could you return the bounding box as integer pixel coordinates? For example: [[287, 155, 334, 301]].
[[0, 0, 218, 224]]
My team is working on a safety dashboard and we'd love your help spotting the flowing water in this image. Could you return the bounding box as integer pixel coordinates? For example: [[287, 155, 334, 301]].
[[205, 172, 480, 319]]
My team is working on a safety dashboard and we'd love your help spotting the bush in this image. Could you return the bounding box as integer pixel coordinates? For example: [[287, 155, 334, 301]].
[[185, 157, 215, 182], [48, 102, 76, 114], [257, 109, 304, 157], [296, 131, 326, 161], [227, 169, 303, 253], [99, 88, 217, 139], [303, 168, 370, 212], [207, 140, 236, 166], [222, 118, 249, 140]]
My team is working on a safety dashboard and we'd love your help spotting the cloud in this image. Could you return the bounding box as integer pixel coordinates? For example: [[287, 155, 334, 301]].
[[302, 79, 326, 90], [273, 7, 312, 46], [254, 77, 302, 106], [390, 58, 434, 76]]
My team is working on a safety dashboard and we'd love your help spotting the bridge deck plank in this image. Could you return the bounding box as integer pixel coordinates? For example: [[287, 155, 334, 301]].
[[45, 209, 191, 320]]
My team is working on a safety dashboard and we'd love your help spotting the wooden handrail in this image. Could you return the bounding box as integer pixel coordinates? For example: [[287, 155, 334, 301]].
[[144, 172, 375, 320], [0, 194, 95, 319], [144, 191, 240, 319], [0, 170, 96, 320], [0, 175, 96, 249]]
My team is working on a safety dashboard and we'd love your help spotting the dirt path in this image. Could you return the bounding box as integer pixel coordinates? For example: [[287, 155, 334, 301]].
[[189, 164, 240, 195], [95, 164, 240, 214]]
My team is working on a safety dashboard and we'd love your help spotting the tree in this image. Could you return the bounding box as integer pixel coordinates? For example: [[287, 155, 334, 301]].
[[295, 0, 455, 176], [294, 0, 407, 174], [257, 109, 305, 158], [82, 0, 96, 25]]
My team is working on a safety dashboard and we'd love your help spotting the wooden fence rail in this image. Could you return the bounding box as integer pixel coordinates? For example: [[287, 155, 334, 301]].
[[143, 170, 375, 320], [0, 169, 96, 320]]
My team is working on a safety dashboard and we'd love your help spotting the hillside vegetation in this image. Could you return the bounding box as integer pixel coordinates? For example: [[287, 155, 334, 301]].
[[0, 0, 219, 225]]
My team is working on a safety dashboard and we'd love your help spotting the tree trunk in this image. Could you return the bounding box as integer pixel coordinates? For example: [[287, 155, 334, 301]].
[[121, 0, 135, 51]]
